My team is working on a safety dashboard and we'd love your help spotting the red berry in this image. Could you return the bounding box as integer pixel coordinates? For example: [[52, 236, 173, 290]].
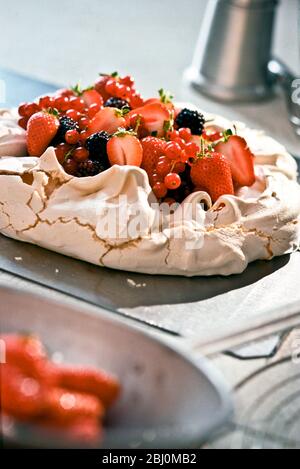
[[39, 96, 55, 109], [105, 78, 118, 96], [165, 142, 182, 160], [185, 142, 199, 157], [94, 75, 111, 101], [164, 173, 181, 190], [173, 161, 186, 173], [203, 126, 223, 142], [63, 158, 78, 175], [65, 129, 80, 145], [25, 103, 41, 118], [56, 88, 74, 98], [178, 128, 192, 142], [166, 129, 179, 141], [18, 117, 28, 130], [78, 116, 90, 130], [156, 157, 172, 177], [55, 143, 72, 164], [120, 75, 135, 87], [66, 109, 81, 121], [54, 96, 69, 111], [79, 130, 89, 143], [129, 92, 144, 109], [18, 103, 29, 117], [73, 147, 89, 162], [153, 182, 167, 199], [69, 97, 85, 112], [115, 83, 131, 100], [149, 173, 162, 185], [87, 103, 101, 118]]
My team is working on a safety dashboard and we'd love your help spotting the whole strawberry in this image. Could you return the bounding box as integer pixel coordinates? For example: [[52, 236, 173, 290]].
[[27, 111, 59, 156], [141, 137, 166, 175], [191, 152, 234, 203]]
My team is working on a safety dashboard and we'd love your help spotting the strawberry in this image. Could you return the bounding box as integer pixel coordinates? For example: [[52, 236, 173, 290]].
[[107, 131, 143, 167], [81, 89, 103, 108], [51, 365, 120, 408], [1, 334, 48, 380], [94, 75, 112, 101], [143, 89, 174, 112], [87, 107, 126, 136], [141, 137, 166, 175], [215, 135, 255, 187], [27, 111, 59, 156], [1, 363, 47, 420], [127, 102, 170, 138], [46, 387, 104, 423], [191, 152, 234, 203]]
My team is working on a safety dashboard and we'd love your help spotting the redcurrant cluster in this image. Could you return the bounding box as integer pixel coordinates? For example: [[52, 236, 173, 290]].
[[151, 128, 199, 200], [104, 73, 144, 109]]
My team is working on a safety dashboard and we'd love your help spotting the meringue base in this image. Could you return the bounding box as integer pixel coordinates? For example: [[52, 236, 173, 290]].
[[0, 112, 299, 277]]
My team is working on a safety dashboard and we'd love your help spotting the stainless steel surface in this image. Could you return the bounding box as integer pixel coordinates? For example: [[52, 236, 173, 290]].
[[186, 0, 279, 102], [0, 284, 233, 449]]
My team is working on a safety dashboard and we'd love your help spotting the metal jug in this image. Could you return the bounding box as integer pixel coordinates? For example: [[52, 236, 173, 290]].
[[185, 0, 300, 133]]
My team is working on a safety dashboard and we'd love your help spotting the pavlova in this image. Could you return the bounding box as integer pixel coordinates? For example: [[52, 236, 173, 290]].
[[0, 72, 299, 276]]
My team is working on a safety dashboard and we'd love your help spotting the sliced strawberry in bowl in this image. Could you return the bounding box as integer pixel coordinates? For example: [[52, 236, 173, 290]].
[[127, 102, 170, 138], [215, 135, 256, 187], [107, 131, 143, 167], [87, 107, 126, 136]]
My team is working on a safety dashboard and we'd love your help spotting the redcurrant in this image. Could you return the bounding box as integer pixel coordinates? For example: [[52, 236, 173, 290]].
[[164, 173, 181, 190], [153, 182, 168, 199], [73, 146, 89, 162]]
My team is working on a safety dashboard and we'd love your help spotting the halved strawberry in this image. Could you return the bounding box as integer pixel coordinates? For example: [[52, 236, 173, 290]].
[[27, 111, 59, 156], [215, 135, 255, 187], [87, 107, 126, 136], [127, 102, 170, 138], [107, 131, 143, 167], [191, 152, 234, 203], [81, 89, 103, 108]]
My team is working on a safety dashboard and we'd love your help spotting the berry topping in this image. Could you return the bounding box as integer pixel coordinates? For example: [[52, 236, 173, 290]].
[[127, 102, 170, 138], [85, 131, 110, 162], [52, 116, 80, 145], [107, 131, 143, 167], [104, 97, 131, 110], [65, 129, 80, 145], [175, 108, 205, 136], [27, 111, 59, 157], [215, 135, 256, 187], [87, 107, 127, 136], [190, 152, 234, 203]]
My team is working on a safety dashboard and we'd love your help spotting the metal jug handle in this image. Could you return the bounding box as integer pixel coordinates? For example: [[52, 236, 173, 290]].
[[268, 59, 300, 136]]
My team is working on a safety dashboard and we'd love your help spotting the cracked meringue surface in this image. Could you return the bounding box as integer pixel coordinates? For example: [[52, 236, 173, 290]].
[[0, 109, 299, 277]]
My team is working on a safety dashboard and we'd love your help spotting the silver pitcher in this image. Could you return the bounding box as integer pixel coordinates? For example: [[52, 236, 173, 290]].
[[186, 0, 300, 133]]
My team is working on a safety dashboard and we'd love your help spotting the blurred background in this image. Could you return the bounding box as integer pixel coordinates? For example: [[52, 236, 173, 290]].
[[0, 0, 299, 152]]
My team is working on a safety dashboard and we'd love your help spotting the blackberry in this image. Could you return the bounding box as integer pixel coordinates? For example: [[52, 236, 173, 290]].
[[85, 131, 110, 164], [52, 116, 79, 145], [175, 108, 205, 136], [104, 97, 131, 110], [76, 160, 108, 177]]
